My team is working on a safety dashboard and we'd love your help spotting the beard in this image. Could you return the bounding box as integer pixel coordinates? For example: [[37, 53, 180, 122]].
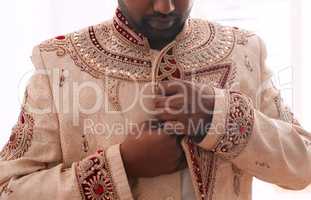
[[118, 0, 191, 43]]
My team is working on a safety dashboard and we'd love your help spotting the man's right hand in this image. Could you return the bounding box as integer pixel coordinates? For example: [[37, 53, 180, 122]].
[[120, 121, 186, 178]]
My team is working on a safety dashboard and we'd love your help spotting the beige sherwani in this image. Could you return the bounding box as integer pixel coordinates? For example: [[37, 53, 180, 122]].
[[0, 8, 310, 200]]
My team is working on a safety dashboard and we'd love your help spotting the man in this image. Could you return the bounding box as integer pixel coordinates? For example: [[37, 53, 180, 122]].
[[0, 0, 310, 199]]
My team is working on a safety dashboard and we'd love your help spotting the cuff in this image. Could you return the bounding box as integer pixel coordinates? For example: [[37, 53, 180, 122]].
[[197, 87, 229, 150], [106, 144, 133, 200]]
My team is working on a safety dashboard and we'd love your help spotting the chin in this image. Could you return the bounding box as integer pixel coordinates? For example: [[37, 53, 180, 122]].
[[146, 28, 180, 41]]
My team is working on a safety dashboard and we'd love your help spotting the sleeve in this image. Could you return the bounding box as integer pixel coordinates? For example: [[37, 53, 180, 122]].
[[196, 36, 311, 190], [0, 46, 133, 200]]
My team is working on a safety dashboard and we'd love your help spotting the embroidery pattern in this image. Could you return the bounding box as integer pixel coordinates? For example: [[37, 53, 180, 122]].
[[75, 150, 119, 200], [214, 91, 254, 160], [0, 109, 34, 161], [244, 55, 253, 72], [183, 139, 217, 200], [273, 95, 300, 125], [185, 62, 236, 89], [232, 164, 243, 197], [234, 27, 255, 46], [153, 45, 185, 83], [39, 9, 241, 113]]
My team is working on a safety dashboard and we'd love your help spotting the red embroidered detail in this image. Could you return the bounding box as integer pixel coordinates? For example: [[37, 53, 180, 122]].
[[0, 109, 34, 161], [154, 46, 185, 82], [94, 184, 105, 195], [184, 139, 217, 200], [89, 26, 151, 67], [75, 150, 119, 200], [113, 8, 145, 47], [55, 35, 66, 40], [239, 126, 246, 134], [214, 91, 254, 159]]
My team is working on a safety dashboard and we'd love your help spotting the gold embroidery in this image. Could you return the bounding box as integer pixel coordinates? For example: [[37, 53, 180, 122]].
[[213, 91, 255, 160], [182, 139, 218, 200], [39, 20, 237, 83], [0, 109, 35, 161], [75, 150, 119, 200], [39, 17, 239, 112]]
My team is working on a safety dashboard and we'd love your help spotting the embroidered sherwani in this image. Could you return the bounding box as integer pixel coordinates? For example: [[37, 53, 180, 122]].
[[1, 9, 311, 200]]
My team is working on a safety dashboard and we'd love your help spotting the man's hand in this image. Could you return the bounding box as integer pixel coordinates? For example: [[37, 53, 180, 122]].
[[120, 121, 186, 178], [153, 80, 215, 142]]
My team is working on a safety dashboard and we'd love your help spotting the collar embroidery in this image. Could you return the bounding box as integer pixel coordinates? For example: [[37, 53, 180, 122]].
[[39, 9, 247, 110]]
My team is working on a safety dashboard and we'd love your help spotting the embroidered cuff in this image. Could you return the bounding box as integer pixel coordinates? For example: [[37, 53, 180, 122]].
[[75, 144, 133, 200], [197, 89, 255, 160]]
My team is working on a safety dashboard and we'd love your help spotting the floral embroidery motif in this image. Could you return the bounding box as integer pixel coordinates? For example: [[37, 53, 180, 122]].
[[153, 45, 185, 83], [39, 9, 241, 112], [234, 27, 255, 46], [213, 91, 254, 160], [75, 150, 119, 200], [0, 109, 34, 161], [232, 164, 243, 197], [273, 95, 300, 125], [244, 55, 253, 72], [182, 139, 217, 200]]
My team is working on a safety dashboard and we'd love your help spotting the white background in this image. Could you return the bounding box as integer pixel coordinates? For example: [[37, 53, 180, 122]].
[[0, 0, 310, 199]]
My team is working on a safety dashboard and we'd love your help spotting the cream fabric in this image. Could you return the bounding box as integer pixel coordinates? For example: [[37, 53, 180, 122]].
[[0, 12, 310, 200]]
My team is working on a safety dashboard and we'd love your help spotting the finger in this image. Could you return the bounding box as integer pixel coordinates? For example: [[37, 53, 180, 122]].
[[157, 80, 186, 96], [154, 110, 178, 121], [154, 94, 185, 109], [162, 121, 186, 136]]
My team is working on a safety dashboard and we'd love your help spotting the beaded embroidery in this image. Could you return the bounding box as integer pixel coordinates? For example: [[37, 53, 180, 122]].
[[183, 139, 217, 200], [213, 91, 255, 160], [75, 150, 119, 200], [0, 109, 35, 161], [39, 9, 243, 111]]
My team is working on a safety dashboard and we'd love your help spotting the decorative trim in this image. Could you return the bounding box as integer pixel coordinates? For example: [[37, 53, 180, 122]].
[[182, 139, 217, 200], [0, 109, 35, 161], [185, 62, 236, 89], [39, 15, 238, 83], [213, 91, 255, 160], [75, 150, 119, 200], [113, 8, 147, 48], [232, 164, 243, 197], [273, 95, 300, 125]]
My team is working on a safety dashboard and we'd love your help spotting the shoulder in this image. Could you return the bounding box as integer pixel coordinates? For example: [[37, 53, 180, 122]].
[[31, 20, 114, 70]]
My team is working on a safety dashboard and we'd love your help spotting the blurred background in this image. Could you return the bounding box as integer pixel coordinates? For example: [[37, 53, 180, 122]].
[[0, 0, 310, 199]]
